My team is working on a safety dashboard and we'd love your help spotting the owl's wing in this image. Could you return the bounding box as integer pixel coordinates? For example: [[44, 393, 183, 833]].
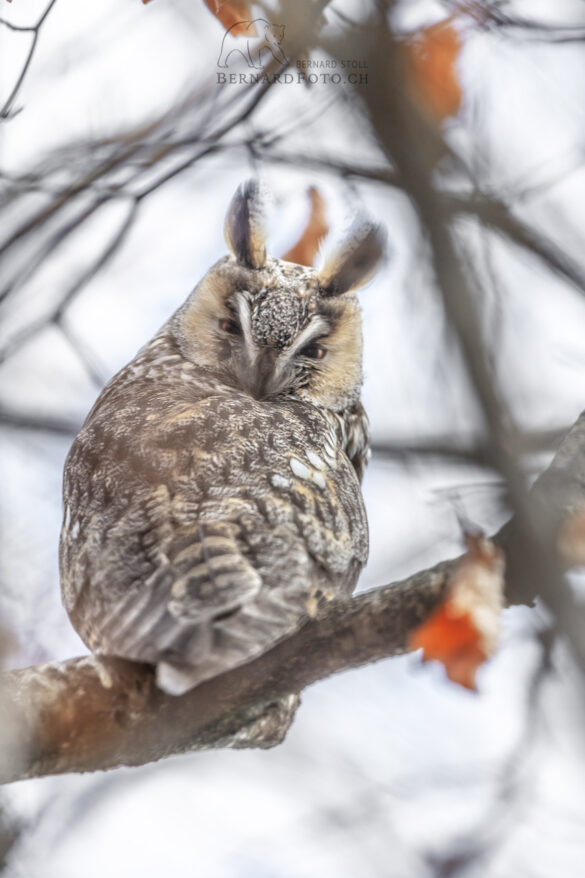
[[343, 400, 370, 482], [70, 479, 315, 695], [62, 393, 367, 696], [77, 486, 266, 681]]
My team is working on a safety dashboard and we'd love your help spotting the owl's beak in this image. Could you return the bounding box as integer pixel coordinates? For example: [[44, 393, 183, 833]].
[[231, 300, 290, 400], [235, 345, 286, 401], [249, 347, 281, 400]]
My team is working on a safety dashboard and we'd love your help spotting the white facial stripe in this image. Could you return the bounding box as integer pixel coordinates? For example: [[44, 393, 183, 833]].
[[234, 293, 257, 365], [287, 315, 330, 359]]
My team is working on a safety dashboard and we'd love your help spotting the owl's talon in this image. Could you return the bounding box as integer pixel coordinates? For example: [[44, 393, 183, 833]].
[[306, 595, 319, 618], [222, 694, 300, 750]]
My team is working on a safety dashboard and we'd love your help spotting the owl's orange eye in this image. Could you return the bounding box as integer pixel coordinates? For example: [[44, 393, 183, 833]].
[[300, 342, 327, 360], [218, 317, 241, 335]]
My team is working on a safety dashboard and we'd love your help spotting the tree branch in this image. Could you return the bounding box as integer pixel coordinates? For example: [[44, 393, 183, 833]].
[[0, 561, 451, 784], [0, 0, 59, 120], [1, 406, 584, 784]]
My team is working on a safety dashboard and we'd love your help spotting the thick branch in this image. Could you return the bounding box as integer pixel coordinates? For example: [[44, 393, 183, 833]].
[[0, 562, 451, 784], [2, 408, 585, 783]]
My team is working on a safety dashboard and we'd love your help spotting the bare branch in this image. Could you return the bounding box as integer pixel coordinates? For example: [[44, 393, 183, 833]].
[[441, 2, 585, 43], [0, 407, 80, 436], [0, 0, 59, 120], [0, 200, 139, 367], [1, 405, 585, 784], [250, 148, 585, 306], [445, 193, 585, 298], [371, 427, 566, 467], [0, 560, 452, 784], [336, 14, 585, 665]]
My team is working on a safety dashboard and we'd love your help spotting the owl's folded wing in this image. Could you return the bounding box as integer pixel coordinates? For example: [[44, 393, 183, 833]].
[[65, 483, 315, 695]]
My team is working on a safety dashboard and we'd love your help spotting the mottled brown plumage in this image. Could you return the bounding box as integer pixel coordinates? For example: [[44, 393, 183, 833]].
[[60, 181, 385, 694]]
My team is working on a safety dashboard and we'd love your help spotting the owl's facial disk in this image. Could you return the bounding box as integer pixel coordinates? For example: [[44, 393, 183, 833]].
[[175, 257, 364, 412], [221, 288, 333, 401], [174, 179, 385, 412]]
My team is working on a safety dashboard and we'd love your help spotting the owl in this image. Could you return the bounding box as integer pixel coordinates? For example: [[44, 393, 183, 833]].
[[59, 181, 385, 695]]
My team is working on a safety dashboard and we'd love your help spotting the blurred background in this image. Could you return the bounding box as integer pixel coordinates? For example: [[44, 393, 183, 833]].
[[1, 0, 585, 875]]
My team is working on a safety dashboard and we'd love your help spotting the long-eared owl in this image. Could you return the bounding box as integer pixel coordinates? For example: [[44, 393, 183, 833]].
[[60, 181, 385, 694]]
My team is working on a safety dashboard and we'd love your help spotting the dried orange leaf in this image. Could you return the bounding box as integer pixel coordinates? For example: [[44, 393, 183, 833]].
[[403, 17, 462, 122], [203, 0, 256, 36], [282, 187, 329, 267], [409, 534, 505, 690], [410, 606, 486, 690], [557, 508, 585, 568]]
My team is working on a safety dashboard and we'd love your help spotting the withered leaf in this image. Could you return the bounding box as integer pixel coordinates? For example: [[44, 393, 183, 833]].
[[282, 187, 329, 268], [409, 533, 505, 690]]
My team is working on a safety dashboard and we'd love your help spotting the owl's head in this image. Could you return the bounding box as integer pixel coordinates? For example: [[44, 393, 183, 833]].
[[173, 181, 385, 412]]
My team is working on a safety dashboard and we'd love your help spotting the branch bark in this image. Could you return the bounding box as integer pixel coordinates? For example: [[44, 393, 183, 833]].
[[0, 561, 451, 784]]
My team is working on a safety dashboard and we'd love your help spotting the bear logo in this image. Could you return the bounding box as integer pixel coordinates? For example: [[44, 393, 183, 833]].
[[217, 19, 288, 69]]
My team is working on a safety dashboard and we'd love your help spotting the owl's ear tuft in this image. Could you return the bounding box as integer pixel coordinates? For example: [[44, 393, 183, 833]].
[[224, 179, 267, 269], [318, 220, 386, 296]]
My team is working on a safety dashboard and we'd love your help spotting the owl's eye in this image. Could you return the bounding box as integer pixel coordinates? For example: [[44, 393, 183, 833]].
[[218, 317, 241, 335], [299, 341, 327, 360]]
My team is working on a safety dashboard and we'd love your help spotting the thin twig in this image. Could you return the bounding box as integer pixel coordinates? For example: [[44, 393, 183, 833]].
[[0, 0, 59, 120], [0, 408, 80, 436], [0, 201, 139, 366]]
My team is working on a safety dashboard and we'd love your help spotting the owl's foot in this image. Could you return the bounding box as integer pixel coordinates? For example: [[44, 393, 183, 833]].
[[306, 586, 335, 619], [218, 693, 300, 750]]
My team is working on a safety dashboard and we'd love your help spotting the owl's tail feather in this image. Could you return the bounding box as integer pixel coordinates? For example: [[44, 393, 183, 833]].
[[154, 589, 309, 695]]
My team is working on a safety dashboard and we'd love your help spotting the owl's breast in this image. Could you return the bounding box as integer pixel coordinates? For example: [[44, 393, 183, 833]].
[[158, 392, 369, 579], [60, 388, 368, 675]]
